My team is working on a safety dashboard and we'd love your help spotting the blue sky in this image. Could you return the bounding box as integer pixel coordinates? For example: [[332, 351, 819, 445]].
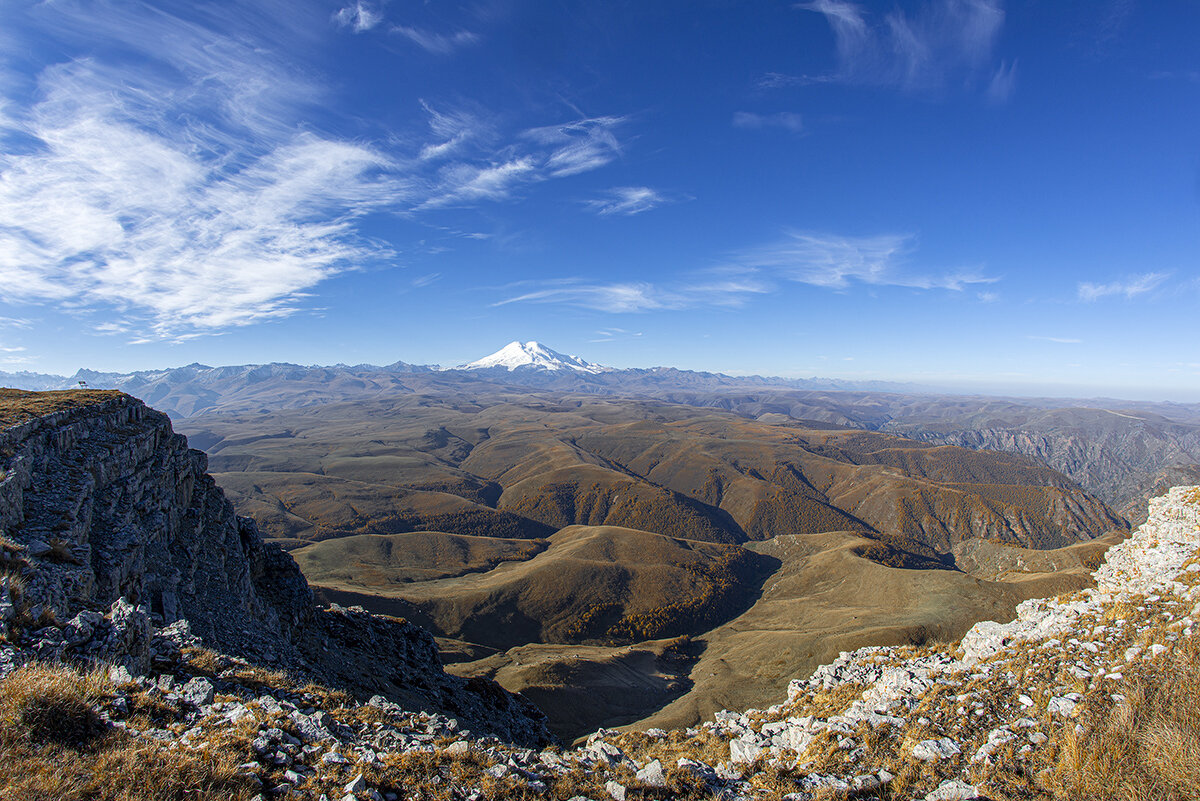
[[0, 1, 1198, 400]]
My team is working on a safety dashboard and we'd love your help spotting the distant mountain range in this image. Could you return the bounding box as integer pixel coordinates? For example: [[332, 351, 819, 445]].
[[0, 340, 931, 417], [4, 341, 1200, 520]]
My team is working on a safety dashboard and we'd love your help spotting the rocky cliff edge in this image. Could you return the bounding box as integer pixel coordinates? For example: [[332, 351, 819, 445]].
[[0, 389, 547, 746]]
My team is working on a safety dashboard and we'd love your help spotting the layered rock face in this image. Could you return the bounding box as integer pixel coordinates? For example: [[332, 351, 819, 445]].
[[0, 392, 301, 658], [0, 391, 547, 744]]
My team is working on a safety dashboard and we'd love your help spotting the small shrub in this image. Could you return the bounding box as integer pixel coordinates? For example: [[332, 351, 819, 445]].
[[46, 537, 82, 565], [0, 663, 109, 749]]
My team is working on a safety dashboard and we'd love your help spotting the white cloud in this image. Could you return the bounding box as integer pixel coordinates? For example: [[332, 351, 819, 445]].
[[738, 231, 995, 290], [495, 275, 770, 313], [333, 3, 383, 33], [420, 115, 627, 207], [424, 158, 537, 207], [0, 7, 405, 340], [0, 4, 633, 338], [1078, 272, 1169, 301], [589, 327, 644, 342], [732, 111, 805, 133], [418, 101, 490, 161], [987, 59, 1018, 103], [496, 231, 990, 314], [524, 116, 625, 177], [792, 0, 1007, 95], [585, 186, 667, 216], [1027, 335, 1082, 344], [392, 25, 480, 54]]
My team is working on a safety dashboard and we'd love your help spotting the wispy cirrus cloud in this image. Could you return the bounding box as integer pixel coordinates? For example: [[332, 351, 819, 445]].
[[589, 327, 644, 343], [419, 114, 626, 208], [782, 0, 1009, 97], [0, 5, 406, 341], [987, 59, 1018, 103], [732, 111, 805, 133], [737, 231, 996, 291], [1078, 272, 1170, 301], [333, 2, 383, 33], [523, 117, 625, 177], [1027, 335, 1082, 344], [495, 274, 771, 313], [418, 101, 491, 161], [497, 231, 991, 314], [0, 4, 631, 339], [584, 186, 667, 216], [392, 25, 480, 54]]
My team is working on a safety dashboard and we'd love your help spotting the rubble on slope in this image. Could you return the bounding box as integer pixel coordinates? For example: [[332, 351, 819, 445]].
[[3, 484, 1198, 799]]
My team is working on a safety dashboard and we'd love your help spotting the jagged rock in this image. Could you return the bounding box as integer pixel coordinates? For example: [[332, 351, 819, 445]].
[[729, 735, 764, 764], [0, 579, 16, 633], [911, 737, 961, 762], [677, 757, 716, 781], [1047, 695, 1080, 717], [586, 739, 626, 767], [24, 539, 51, 558], [98, 598, 152, 675], [635, 758, 666, 787], [605, 780, 627, 801], [924, 778, 982, 800], [183, 677, 216, 707], [291, 710, 335, 742]]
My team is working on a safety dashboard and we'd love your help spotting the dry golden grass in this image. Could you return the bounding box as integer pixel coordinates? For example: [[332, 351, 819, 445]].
[[0, 662, 258, 801], [180, 646, 224, 674], [0, 388, 124, 429], [775, 681, 867, 722], [614, 726, 731, 772], [1048, 635, 1200, 800]]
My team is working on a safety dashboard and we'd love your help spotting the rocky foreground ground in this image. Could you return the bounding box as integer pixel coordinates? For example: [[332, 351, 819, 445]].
[[2, 482, 1198, 799]]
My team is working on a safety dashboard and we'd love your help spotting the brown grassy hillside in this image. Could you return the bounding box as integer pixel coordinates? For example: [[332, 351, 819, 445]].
[[181, 394, 1125, 555], [304, 525, 773, 650], [292, 531, 547, 584]]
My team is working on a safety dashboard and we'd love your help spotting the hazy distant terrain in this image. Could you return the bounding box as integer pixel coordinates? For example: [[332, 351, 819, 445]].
[[174, 388, 1127, 739], [9, 354, 1199, 519]]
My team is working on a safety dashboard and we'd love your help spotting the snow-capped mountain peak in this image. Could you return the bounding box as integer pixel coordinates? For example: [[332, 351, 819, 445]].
[[461, 341, 606, 373]]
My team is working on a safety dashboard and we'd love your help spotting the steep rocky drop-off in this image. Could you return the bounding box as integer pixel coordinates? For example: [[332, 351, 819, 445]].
[[0, 389, 547, 744]]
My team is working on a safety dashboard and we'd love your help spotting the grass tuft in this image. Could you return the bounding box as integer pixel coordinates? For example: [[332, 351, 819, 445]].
[[0, 662, 259, 801], [0, 663, 109, 748], [1050, 636, 1200, 800]]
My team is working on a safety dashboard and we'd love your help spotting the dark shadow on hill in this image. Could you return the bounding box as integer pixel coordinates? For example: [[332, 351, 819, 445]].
[[852, 539, 957, 571], [524, 636, 707, 743]]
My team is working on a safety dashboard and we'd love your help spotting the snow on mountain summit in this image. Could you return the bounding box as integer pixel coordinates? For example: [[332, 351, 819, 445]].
[[461, 341, 607, 373]]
